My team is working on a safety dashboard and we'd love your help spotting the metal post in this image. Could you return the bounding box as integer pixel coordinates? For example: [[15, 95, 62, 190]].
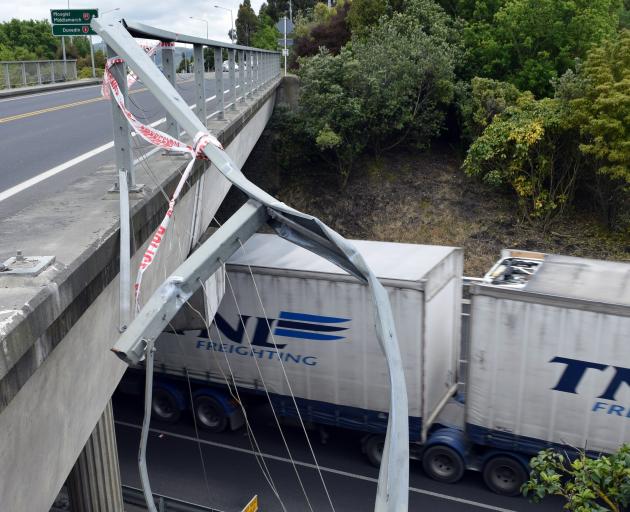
[[284, 16, 288, 77], [89, 35, 96, 78], [161, 43, 179, 139], [107, 45, 136, 190], [228, 48, 236, 110], [21, 62, 26, 87], [214, 46, 224, 120], [62, 36, 68, 79], [255, 52, 260, 92], [36, 62, 42, 85], [246, 50, 253, 98], [118, 170, 131, 332], [239, 50, 245, 102], [4, 63, 10, 88], [193, 44, 206, 123]]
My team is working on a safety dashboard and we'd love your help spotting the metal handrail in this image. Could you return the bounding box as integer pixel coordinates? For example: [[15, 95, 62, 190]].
[[0, 59, 78, 64], [123, 20, 280, 54]]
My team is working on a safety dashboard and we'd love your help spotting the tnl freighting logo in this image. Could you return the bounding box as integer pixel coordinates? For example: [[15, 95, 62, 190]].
[[550, 356, 630, 418], [194, 311, 351, 366]]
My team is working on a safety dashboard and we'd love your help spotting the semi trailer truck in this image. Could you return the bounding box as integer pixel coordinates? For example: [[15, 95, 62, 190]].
[[118, 235, 630, 496]]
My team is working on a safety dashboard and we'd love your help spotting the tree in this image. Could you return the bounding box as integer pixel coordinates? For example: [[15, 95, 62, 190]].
[[236, 0, 259, 46], [0, 19, 59, 60], [460, 0, 621, 97], [347, 0, 388, 35], [570, 30, 630, 225], [523, 445, 630, 511], [252, 13, 281, 50], [292, 1, 351, 62], [463, 95, 582, 224]]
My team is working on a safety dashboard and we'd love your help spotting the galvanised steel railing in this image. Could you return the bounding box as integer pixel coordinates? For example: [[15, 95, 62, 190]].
[[0, 59, 78, 89]]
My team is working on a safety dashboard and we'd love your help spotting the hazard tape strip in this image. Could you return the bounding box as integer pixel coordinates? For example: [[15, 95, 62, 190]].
[[103, 55, 222, 312]]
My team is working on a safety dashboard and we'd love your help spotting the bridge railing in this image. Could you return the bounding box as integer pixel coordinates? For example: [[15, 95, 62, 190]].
[[0, 59, 78, 89]]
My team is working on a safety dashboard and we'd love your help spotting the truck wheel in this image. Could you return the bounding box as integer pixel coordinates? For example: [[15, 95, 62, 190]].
[[194, 396, 228, 432], [482, 456, 528, 496], [365, 435, 385, 467], [152, 388, 181, 423], [422, 445, 465, 484]]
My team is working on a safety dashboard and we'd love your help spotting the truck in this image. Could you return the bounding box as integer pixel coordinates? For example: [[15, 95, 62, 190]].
[[118, 236, 630, 497]]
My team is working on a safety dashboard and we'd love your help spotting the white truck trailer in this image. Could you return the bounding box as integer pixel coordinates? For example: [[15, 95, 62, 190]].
[[144, 234, 463, 446]]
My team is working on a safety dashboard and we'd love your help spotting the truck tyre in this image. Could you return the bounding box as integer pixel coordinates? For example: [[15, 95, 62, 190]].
[[365, 435, 385, 467], [152, 388, 181, 423], [194, 396, 228, 432], [482, 456, 528, 496], [422, 445, 465, 484]]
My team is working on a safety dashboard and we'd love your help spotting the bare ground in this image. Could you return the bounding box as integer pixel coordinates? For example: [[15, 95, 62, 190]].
[[219, 137, 630, 276]]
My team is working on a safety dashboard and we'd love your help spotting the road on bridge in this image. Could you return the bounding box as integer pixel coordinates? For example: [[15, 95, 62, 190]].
[[113, 392, 563, 512], [0, 73, 236, 220]]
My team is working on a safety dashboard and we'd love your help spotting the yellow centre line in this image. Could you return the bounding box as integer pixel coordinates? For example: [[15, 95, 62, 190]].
[[0, 75, 196, 125]]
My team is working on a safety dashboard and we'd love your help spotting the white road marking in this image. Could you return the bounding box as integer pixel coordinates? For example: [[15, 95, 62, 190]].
[[0, 83, 245, 203], [115, 420, 516, 512]]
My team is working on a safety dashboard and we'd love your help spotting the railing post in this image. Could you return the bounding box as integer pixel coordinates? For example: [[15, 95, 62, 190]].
[[247, 50, 253, 98], [193, 43, 206, 124], [50, 61, 55, 83], [239, 50, 245, 103], [255, 52, 260, 91], [21, 62, 26, 87], [4, 63, 10, 88], [228, 48, 237, 110], [214, 46, 224, 120], [107, 45, 136, 191], [161, 42, 179, 139], [36, 62, 42, 85]]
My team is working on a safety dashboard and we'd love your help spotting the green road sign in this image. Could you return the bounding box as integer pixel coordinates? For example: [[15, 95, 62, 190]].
[[50, 9, 98, 25], [52, 24, 96, 36]]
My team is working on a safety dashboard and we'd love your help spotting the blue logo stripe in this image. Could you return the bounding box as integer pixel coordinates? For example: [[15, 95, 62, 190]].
[[276, 319, 348, 333], [279, 311, 349, 324], [273, 328, 345, 341]]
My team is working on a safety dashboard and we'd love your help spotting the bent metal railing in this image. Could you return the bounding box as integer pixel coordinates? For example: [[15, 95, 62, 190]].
[[94, 16, 408, 512]]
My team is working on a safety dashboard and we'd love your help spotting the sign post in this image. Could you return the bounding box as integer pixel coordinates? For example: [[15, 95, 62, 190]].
[[51, 9, 98, 80]]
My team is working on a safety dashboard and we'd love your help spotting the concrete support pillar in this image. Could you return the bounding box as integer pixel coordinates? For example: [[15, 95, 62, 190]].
[[66, 400, 123, 512]]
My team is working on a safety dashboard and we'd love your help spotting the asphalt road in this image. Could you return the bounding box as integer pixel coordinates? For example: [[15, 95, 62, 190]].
[[112, 392, 563, 512], [0, 73, 235, 220]]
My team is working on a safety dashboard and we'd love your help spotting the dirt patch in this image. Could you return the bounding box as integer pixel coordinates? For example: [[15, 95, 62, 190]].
[[218, 133, 630, 276]]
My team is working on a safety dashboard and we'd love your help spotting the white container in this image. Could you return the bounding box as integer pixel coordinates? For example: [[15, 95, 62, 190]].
[[467, 253, 630, 454], [155, 234, 463, 440]]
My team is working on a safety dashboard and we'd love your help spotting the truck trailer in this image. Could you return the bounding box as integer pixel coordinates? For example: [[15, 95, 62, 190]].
[[119, 237, 630, 497]]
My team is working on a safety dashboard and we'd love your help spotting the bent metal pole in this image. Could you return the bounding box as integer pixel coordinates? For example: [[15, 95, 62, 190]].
[[94, 17, 409, 512]]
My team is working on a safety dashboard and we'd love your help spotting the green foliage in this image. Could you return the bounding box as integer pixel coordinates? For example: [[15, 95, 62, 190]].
[[296, 0, 459, 183], [347, 0, 387, 35], [0, 19, 59, 61], [460, 0, 621, 97], [251, 14, 281, 50], [465, 77, 524, 137], [297, 48, 366, 185], [236, 0, 259, 46], [523, 445, 630, 511], [463, 95, 581, 223], [78, 67, 103, 79], [572, 30, 630, 200]]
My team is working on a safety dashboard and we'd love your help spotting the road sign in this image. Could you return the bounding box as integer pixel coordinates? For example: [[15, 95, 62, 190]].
[[241, 495, 258, 512], [52, 24, 96, 36], [51, 9, 98, 36], [282, 48, 289, 57], [278, 38, 294, 47], [275, 18, 294, 34]]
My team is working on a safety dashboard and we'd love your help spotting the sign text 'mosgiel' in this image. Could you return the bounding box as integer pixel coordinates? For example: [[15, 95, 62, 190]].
[[50, 9, 98, 25]]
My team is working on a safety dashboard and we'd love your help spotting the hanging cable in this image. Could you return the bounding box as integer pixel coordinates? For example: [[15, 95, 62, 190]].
[[236, 236, 337, 512], [223, 266, 317, 512]]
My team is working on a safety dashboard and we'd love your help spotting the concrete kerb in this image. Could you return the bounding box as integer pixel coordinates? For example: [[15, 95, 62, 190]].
[[0, 78, 102, 99], [0, 76, 281, 414]]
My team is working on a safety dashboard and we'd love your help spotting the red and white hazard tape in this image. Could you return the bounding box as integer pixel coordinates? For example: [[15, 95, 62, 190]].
[[127, 42, 160, 90], [102, 55, 223, 312]]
